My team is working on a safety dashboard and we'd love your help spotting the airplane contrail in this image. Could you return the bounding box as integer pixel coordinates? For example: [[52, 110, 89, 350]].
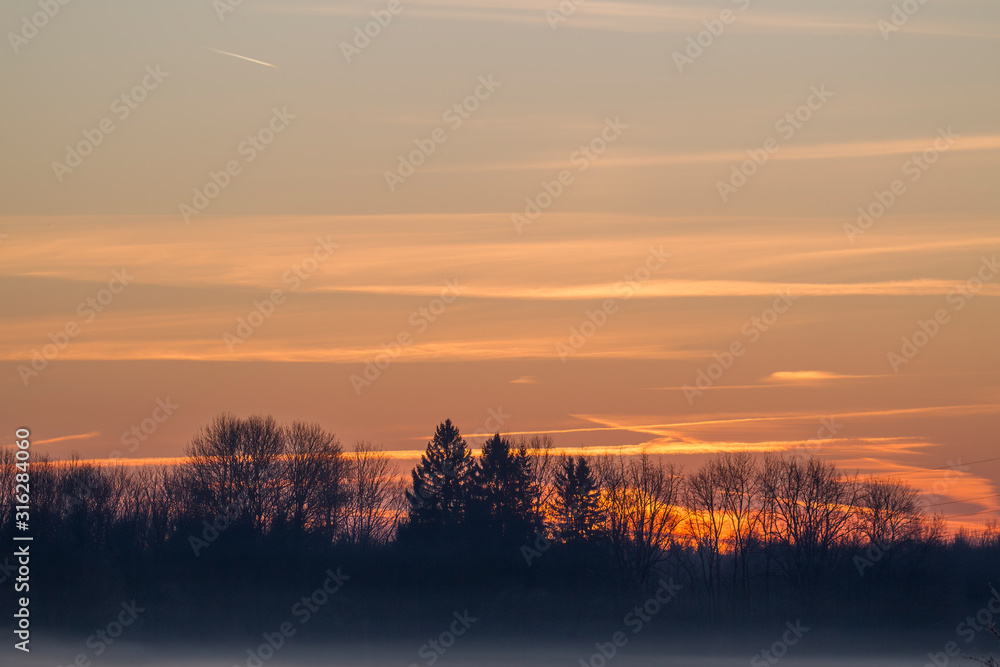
[[204, 47, 280, 69]]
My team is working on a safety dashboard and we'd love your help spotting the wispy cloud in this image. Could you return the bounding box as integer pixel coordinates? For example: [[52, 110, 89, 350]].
[[767, 370, 861, 383], [204, 47, 280, 69], [260, 0, 997, 37], [420, 134, 1000, 174], [31, 431, 101, 446], [317, 278, 1000, 300]]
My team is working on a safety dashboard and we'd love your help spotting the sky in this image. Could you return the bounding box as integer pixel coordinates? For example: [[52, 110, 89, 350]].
[[1, 0, 998, 529]]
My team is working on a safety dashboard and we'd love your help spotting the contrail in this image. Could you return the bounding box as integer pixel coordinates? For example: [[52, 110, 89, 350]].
[[204, 47, 280, 69]]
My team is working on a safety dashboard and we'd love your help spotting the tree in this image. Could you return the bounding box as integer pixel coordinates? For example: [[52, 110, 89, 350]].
[[760, 456, 859, 591], [280, 421, 347, 538], [685, 459, 727, 612], [715, 452, 762, 612], [553, 456, 603, 543], [344, 442, 402, 547], [405, 420, 476, 532], [600, 454, 683, 585], [472, 434, 540, 544], [525, 435, 557, 525], [183, 413, 285, 533], [857, 477, 923, 549]]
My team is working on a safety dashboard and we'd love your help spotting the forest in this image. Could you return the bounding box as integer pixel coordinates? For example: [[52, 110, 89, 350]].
[[2, 414, 998, 642]]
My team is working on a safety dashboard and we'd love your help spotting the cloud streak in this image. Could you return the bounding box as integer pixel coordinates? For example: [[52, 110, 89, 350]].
[[204, 47, 281, 69], [262, 0, 997, 37], [419, 134, 1000, 174]]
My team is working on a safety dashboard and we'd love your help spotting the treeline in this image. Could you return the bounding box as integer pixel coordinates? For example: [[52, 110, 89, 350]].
[[1, 414, 998, 638]]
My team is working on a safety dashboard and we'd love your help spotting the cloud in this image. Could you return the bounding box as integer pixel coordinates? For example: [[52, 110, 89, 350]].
[[420, 134, 1000, 174], [203, 47, 281, 69], [316, 278, 1000, 300], [31, 431, 101, 446], [766, 370, 855, 383], [260, 0, 997, 37]]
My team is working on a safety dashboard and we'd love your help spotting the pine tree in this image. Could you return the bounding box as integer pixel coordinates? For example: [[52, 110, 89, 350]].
[[473, 434, 540, 544], [554, 456, 603, 542], [405, 420, 475, 531]]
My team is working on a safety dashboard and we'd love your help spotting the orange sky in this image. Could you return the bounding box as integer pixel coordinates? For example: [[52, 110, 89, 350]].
[[0, 0, 997, 530]]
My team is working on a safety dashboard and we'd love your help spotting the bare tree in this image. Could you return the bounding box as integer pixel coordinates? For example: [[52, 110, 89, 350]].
[[685, 459, 727, 612], [281, 421, 347, 538], [761, 456, 859, 590], [756, 453, 785, 614], [0, 448, 14, 536], [524, 435, 557, 528], [857, 477, 923, 548], [600, 454, 684, 585], [183, 413, 285, 533], [715, 452, 762, 612], [343, 442, 402, 547]]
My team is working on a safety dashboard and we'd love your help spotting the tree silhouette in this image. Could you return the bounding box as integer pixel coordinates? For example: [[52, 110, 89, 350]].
[[553, 456, 603, 543], [6, 414, 999, 639], [279, 421, 347, 539], [405, 419, 475, 533], [599, 454, 683, 585], [344, 442, 402, 547], [471, 433, 540, 545], [182, 413, 284, 533]]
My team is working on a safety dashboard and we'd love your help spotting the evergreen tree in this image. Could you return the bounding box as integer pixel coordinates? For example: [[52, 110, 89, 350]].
[[554, 456, 603, 542], [473, 434, 540, 544], [405, 420, 475, 531]]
